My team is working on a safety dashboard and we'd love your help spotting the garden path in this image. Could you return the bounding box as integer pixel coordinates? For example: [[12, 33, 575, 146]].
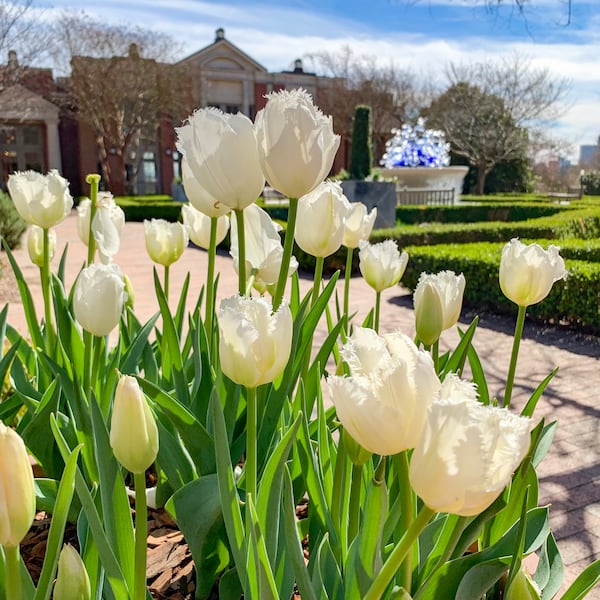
[[6, 211, 600, 598]]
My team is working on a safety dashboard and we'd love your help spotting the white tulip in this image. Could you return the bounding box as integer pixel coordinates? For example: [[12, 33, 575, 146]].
[[0, 423, 35, 547], [181, 158, 231, 218], [27, 225, 56, 267], [328, 327, 440, 455], [230, 204, 297, 294], [255, 88, 340, 198], [295, 181, 352, 258], [144, 218, 188, 266], [218, 295, 293, 387], [73, 263, 126, 336], [182, 204, 229, 250], [409, 374, 531, 516], [176, 108, 264, 211], [358, 239, 408, 292], [343, 202, 377, 249], [414, 270, 466, 332], [414, 279, 444, 347], [54, 544, 91, 600], [8, 169, 72, 229], [77, 192, 125, 264], [110, 375, 159, 474], [499, 238, 567, 307]]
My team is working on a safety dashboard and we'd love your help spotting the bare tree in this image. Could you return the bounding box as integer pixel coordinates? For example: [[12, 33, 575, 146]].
[[50, 12, 189, 194], [307, 46, 423, 165], [425, 55, 570, 194]]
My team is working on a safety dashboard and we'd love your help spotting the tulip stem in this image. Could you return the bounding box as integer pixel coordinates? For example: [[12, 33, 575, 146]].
[[4, 544, 22, 600], [245, 386, 258, 501], [41, 227, 54, 350], [504, 304, 526, 409], [133, 471, 149, 600], [343, 246, 353, 332], [374, 291, 381, 332], [273, 197, 298, 311], [364, 505, 435, 600], [205, 217, 218, 349], [395, 451, 415, 592], [163, 265, 170, 301], [348, 463, 363, 544], [86, 174, 100, 266], [234, 208, 247, 296], [83, 329, 93, 397], [312, 256, 324, 307]]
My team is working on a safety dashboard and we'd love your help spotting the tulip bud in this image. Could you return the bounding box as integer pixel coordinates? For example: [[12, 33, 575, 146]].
[[182, 204, 229, 250], [254, 88, 340, 198], [176, 108, 265, 211], [144, 219, 188, 266], [230, 204, 297, 294], [358, 239, 408, 292], [328, 327, 440, 456], [295, 181, 352, 258], [218, 295, 293, 387], [7, 169, 73, 229], [499, 238, 567, 307], [409, 374, 531, 516], [343, 201, 377, 249], [54, 544, 91, 600], [73, 263, 126, 336], [27, 225, 56, 267], [505, 566, 541, 600], [0, 423, 35, 547], [415, 271, 466, 331], [123, 273, 135, 310], [414, 279, 444, 347], [110, 375, 159, 474]]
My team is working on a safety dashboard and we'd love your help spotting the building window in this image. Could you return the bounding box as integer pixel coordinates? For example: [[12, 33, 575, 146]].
[[0, 123, 45, 189]]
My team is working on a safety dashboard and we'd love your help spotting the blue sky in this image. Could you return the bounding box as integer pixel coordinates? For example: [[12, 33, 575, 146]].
[[34, 0, 600, 161]]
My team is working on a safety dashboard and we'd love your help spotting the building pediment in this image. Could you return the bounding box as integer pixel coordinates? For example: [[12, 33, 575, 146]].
[[0, 84, 59, 121]]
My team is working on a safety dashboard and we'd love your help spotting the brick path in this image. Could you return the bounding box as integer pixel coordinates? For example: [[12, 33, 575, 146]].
[[6, 212, 600, 598]]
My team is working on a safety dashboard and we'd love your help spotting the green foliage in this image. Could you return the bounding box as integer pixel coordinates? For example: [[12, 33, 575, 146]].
[[349, 105, 372, 180], [581, 171, 600, 196], [115, 195, 183, 221], [0, 190, 27, 249]]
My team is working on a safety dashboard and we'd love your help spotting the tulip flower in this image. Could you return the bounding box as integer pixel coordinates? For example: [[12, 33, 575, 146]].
[[73, 263, 126, 336], [254, 88, 340, 199], [505, 566, 542, 600], [144, 218, 188, 267], [7, 169, 73, 229], [182, 203, 229, 250], [328, 327, 440, 456], [499, 238, 567, 308], [295, 181, 352, 258], [77, 192, 125, 264], [409, 374, 531, 516], [110, 375, 159, 474], [27, 225, 56, 267], [176, 108, 264, 211], [54, 544, 91, 600], [218, 295, 293, 388], [415, 270, 466, 331], [230, 204, 297, 295], [359, 239, 408, 292], [414, 279, 444, 348], [343, 202, 377, 249], [181, 158, 231, 218]]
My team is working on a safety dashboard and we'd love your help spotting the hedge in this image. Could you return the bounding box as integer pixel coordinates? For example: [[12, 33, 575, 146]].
[[401, 241, 600, 334], [116, 196, 184, 222]]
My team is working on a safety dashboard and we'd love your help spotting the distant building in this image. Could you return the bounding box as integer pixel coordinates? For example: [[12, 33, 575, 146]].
[[579, 137, 600, 168], [0, 30, 339, 196]]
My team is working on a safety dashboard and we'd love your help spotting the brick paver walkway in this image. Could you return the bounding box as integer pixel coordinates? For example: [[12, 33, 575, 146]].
[[6, 212, 600, 598]]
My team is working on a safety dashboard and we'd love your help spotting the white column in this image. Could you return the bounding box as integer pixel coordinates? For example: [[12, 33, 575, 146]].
[[46, 118, 62, 171]]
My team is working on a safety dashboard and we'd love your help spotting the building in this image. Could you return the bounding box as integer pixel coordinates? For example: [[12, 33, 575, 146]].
[[0, 29, 339, 197], [580, 137, 600, 169]]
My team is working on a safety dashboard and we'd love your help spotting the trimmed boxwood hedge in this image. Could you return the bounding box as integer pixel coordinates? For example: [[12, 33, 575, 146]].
[[116, 196, 184, 222]]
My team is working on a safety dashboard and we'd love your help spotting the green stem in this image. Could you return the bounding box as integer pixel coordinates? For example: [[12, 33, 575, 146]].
[[245, 387, 258, 501], [4, 544, 22, 600], [504, 304, 526, 409], [86, 174, 100, 266], [312, 256, 325, 308], [364, 506, 435, 600], [41, 227, 53, 350], [234, 208, 246, 296], [163, 264, 170, 301], [133, 471, 148, 600], [348, 463, 363, 544], [374, 290, 381, 333], [395, 451, 415, 592], [432, 340, 439, 373], [343, 246, 353, 332], [272, 197, 298, 310], [83, 330, 94, 397], [205, 216, 218, 350]]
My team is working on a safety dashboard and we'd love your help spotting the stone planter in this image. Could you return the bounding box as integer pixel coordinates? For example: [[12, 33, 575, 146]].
[[379, 166, 469, 204], [341, 180, 397, 229]]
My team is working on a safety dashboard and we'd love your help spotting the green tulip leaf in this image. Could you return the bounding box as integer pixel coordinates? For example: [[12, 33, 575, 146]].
[[442, 316, 478, 378], [118, 312, 159, 375], [560, 559, 600, 600], [454, 560, 508, 600], [218, 567, 243, 600], [313, 533, 343, 600], [534, 532, 564, 598], [520, 368, 558, 418]]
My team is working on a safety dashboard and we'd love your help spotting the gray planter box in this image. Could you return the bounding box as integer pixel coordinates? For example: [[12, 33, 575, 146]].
[[341, 180, 396, 229]]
